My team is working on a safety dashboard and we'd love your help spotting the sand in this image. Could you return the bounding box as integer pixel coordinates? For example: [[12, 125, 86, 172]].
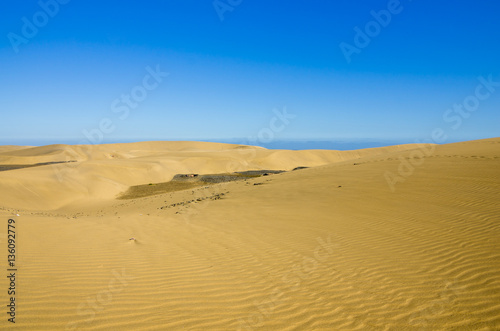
[[0, 138, 499, 330]]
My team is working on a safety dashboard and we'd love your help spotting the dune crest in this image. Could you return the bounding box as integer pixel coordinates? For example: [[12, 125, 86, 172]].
[[0, 141, 424, 210]]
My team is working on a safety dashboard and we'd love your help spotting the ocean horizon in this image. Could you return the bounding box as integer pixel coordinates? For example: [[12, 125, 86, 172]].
[[0, 138, 465, 151]]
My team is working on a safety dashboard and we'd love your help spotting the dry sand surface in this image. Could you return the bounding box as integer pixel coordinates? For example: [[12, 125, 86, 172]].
[[0, 138, 499, 330]]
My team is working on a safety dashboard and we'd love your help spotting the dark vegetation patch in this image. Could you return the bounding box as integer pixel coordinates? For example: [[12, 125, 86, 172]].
[[235, 170, 285, 176], [118, 170, 286, 199], [0, 161, 77, 172], [118, 181, 208, 199]]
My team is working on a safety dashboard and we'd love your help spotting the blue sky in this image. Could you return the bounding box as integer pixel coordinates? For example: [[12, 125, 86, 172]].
[[1, 0, 499, 147]]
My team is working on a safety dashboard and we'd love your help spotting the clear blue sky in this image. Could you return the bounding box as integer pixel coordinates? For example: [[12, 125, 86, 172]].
[[1, 0, 499, 147]]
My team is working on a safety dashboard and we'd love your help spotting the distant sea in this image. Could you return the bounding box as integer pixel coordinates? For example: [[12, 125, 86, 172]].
[[219, 140, 415, 151], [1, 138, 428, 151]]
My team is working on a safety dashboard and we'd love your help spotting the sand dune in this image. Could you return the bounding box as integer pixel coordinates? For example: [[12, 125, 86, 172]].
[[1, 138, 499, 330], [0, 145, 33, 153], [0, 141, 423, 210]]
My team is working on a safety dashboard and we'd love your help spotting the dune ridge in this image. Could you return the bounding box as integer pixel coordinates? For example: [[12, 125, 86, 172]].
[[0, 141, 424, 210]]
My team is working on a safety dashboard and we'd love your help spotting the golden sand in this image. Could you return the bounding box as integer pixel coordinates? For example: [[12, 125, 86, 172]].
[[1, 138, 499, 330]]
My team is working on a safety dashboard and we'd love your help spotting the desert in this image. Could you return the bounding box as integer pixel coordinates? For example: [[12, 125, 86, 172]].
[[2, 2, 500, 329], [1, 138, 499, 329]]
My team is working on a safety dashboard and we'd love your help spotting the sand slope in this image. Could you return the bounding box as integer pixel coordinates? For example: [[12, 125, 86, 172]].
[[0, 141, 421, 210], [1, 138, 499, 330]]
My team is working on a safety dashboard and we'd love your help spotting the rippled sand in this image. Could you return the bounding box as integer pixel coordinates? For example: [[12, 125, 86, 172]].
[[0, 138, 499, 330]]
